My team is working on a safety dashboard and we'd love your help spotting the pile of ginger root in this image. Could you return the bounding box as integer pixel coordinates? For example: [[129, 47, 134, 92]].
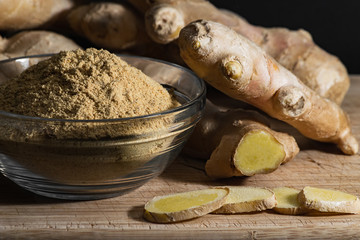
[[0, 0, 357, 179]]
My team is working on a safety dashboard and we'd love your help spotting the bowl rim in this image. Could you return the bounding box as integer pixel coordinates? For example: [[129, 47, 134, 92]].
[[0, 53, 206, 123]]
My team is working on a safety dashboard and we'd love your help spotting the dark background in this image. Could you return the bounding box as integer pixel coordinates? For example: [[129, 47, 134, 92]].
[[210, 0, 360, 74]]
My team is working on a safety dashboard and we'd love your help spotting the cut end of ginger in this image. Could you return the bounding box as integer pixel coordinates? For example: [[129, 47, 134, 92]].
[[234, 130, 286, 176], [298, 186, 360, 214], [144, 188, 229, 223], [273, 187, 309, 215], [213, 186, 276, 214]]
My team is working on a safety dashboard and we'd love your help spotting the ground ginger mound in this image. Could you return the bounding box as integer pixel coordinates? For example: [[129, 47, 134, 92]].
[[0, 48, 180, 120]]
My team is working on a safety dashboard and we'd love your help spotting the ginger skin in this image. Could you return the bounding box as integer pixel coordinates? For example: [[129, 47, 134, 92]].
[[66, 1, 185, 65], [134, 0, 349, 104], [67, 2, 150, 51], [184, 100, 299, 179], [0, 31, 80, 60], [178, 20, 358, 155], [0, 0, 74, 31], [222, 9, 350, 105], [129, 0, 238, 44]]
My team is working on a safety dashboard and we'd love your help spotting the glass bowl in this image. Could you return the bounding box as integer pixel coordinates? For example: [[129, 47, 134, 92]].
[[0, 54, 206, 200]]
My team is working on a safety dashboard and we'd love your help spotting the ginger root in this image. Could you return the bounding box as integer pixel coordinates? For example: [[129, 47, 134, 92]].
[[67, 2, 150, 51], [67, 1, 185, 65], [178, 20, 358, 155], [143, 188, 229, 223], [135, 0, 349, 104], [183, 100, 270, 159], [184, 100, 299, 179], [0, 0, 74, 31], [0, 31, 81, 60], [222, 9, 350, 105], [133, 0, 239, 44]]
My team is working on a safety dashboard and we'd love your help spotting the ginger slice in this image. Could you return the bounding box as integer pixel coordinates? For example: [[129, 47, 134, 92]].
[[213, 186, 276, 214], [273, 187, 309, 215], [298, 186, 360, 214], [205, 120, 298, 179], [143, 188, 229, 223]]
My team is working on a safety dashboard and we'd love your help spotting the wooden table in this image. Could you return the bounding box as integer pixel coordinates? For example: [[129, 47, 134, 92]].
[[1, 76, 360, 240]]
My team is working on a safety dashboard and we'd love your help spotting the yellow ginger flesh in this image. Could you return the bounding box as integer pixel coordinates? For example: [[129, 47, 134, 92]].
[[145, 188, 228, 213], [304, 187, 358, 202], [273, 187, 301, 208], [272, 187, 309, 215], [225, 186, 274, 204], [234, 130, 285, 175]]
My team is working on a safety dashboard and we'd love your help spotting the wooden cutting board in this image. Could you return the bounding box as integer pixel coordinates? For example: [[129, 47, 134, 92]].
[[1, 76, 360, 240]]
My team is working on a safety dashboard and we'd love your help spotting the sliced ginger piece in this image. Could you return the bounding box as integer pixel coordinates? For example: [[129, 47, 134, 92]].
[[206, 123, 298, 178], [213, 186, 276, 214], [143, 188, 229, 223], [273, 187, 309, 215], [234, 130, 286, 176], [298, 186, 360, 214]]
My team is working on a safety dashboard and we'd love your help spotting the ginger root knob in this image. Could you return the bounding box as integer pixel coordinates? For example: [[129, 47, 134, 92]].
[[222, 60, 243, 80], [192, 40, 201, 50], [275, 86, 307, 118], [145, 4, 185, 44]]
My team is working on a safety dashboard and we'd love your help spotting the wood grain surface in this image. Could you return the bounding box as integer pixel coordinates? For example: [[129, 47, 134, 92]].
[[1, 76, 360, 240]]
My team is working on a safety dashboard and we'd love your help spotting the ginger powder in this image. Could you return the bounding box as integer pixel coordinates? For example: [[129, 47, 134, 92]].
[[0, 48, 181, 140], [0, 48, 179, 119]]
